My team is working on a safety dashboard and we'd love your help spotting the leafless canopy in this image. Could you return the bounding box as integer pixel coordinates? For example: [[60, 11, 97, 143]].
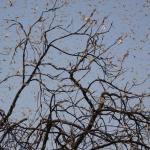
[[0, 1, 150, 150]]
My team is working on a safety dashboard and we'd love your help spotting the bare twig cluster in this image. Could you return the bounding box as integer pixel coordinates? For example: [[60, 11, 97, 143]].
[[0, 1, 149, 150]]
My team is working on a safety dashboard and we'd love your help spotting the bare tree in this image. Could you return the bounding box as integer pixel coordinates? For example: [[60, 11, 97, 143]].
[[0, 1, 150, 150]]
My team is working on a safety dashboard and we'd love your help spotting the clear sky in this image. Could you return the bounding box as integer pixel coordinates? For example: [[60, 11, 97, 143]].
[[0, 0, 150, 118]]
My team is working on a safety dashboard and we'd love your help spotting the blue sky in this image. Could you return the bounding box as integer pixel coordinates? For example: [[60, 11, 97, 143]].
[[0, 0, 150, 118]]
